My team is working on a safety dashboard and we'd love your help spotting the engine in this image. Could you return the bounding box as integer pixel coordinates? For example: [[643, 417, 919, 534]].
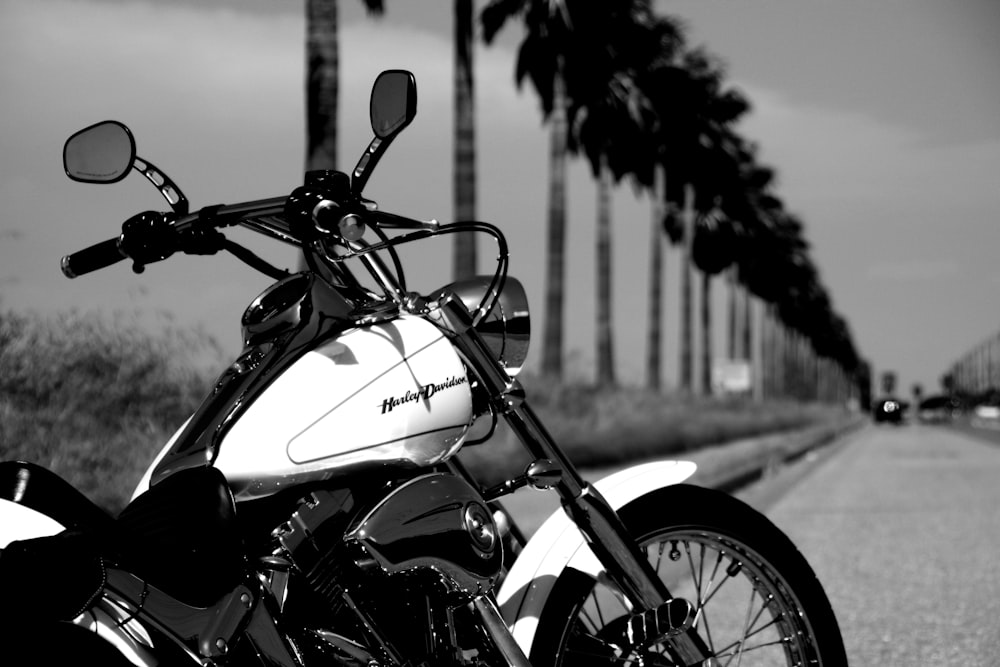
[[271, 472, 504, 665]]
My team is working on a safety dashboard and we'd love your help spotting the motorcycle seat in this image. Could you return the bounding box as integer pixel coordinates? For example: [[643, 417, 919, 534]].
[[0, 460, 247, 610], [0, 460, 115, 534]]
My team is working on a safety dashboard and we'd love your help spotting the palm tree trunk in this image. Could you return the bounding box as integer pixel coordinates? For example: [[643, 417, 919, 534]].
[[700, 269, 712, 396], [646, 165, 665, 391], [541, 70, 568, 379], [727, 266, 737, 361], [679, 183, 695, 393], [452, 0, 477, 280], [741, 277, 752, 362], [760, 303, 770, 399], [595, 157, 615, 386], [765, 304, 779, 399], [305, 0, 338, 173], [750, 293, 763, 400]]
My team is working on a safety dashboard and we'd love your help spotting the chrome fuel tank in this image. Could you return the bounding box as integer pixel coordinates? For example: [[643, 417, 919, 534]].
[[213, 314, 473, 499]]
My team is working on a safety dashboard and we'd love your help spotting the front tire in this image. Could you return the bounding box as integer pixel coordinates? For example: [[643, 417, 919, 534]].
[[529, 484, 847, 666]]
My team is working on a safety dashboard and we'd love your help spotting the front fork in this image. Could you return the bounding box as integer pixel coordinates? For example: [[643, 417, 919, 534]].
[[435, 294, 712, 666]]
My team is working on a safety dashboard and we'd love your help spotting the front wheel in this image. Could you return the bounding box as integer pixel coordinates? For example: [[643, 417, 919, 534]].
[[529, 484, 847, 666]]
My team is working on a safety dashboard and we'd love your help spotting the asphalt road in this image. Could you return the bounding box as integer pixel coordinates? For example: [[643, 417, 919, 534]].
[[500, 421, 1000, 665], [745, 421, 1000, 666]]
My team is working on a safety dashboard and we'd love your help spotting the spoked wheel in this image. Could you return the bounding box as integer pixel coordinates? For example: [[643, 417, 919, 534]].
[[529, 484, 847, 667]]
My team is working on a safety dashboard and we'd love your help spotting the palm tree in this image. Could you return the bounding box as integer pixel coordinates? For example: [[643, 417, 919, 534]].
[[687, 129, 755, 396], [646, 166, 667, 390], [631, 32, 690, 391], [566, 3, 676, 386], [656, 52, 750, 394], [482, 0, 650, 380], [305, 0, 384, 173], [699, 139, 778, 392], [482, 0, 574, 379], [739, 208, 849, 400], [453, 0, 477, 280], [730, 155, 778, 367]]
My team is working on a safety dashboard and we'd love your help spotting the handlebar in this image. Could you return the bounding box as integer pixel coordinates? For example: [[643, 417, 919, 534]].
[[60, 197, 289, 279], [59, 181, 478, 289], [61, 236, 125, 278]]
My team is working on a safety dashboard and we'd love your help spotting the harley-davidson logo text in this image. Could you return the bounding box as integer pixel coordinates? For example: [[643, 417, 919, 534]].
[[379, 375, 468, 414]]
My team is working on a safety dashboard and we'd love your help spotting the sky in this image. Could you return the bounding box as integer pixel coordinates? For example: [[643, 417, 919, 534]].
[[1, 0, 999, 397]]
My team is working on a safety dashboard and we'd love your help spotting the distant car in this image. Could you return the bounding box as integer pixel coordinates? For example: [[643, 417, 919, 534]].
[[873, 398, 904, 424], [917, 395, 956, 423]]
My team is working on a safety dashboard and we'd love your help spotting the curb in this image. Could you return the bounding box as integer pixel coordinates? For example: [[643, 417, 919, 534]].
[[685, 415, 867, 492]]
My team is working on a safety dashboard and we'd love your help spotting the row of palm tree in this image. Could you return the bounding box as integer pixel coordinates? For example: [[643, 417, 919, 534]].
[[481, 0, 866, 398], [303, 0, 867, 401]]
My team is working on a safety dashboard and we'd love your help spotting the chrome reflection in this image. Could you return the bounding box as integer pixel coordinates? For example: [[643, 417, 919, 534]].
[[437, 276, 530, 376]]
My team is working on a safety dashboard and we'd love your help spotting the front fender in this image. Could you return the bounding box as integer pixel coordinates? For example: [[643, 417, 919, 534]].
[[495, 459, 696, 653]]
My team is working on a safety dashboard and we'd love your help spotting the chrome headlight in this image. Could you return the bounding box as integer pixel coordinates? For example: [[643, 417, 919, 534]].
[[437, 276, 530, 376]]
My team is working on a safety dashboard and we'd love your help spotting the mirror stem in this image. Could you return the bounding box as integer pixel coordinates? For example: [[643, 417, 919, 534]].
[[133, 156, 189, 215], [350, 136, 390, 196]]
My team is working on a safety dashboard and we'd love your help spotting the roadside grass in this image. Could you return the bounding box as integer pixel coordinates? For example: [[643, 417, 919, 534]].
[[456, 377, 849, 486], [0, 310, 219, 513], [0, 310, 850, 513]]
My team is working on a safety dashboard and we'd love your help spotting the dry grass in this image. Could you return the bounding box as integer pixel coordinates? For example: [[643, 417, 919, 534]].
[[0, 310, 218, 512], [457, 374, 851, 486]]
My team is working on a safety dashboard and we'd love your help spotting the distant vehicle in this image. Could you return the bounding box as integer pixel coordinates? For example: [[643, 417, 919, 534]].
[[917, 395, 956, 423], [873, 397, 904, 424]]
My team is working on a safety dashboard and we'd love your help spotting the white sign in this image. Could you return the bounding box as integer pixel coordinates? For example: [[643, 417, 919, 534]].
[[713, 359, 752, 394]]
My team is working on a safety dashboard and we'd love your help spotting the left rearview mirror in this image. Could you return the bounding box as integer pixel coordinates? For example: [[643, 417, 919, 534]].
[[64, 120, 135, 184]]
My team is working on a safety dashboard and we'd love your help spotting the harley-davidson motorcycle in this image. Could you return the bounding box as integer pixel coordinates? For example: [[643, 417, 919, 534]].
[[0, 71, 847, 666]]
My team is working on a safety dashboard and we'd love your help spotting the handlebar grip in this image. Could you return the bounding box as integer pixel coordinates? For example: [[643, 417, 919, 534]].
[[60, 236, 126, 278]]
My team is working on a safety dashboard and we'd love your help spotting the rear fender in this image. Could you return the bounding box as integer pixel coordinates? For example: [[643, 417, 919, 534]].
[[495, 459, 697, 653], [0, 499, 64, 548]]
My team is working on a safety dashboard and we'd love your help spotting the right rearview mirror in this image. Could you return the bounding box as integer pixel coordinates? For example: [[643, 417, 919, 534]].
[[352, 70, 418, 194], [370, 70, 417, 139]]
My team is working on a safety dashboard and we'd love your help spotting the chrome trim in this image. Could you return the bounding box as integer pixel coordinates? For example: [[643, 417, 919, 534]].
[[102, 568, 256, 661], [240, 273, 313, 347], [434, 276, 530, 375], [240, 216, 301, 247], [473, 595, 532, 667], [345, 473, 503, 599], [60, 255, 77, 278]]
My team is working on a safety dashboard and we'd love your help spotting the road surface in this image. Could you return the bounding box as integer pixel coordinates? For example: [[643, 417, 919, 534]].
[[727, 422, 1000, 665]]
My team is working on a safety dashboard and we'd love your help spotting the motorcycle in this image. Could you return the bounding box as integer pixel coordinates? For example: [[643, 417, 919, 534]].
[[0, 70, 847, 666]]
